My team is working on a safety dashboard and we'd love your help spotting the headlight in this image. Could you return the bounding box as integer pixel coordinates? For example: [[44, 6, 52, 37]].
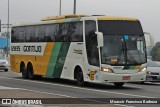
[[147, 71, 151, 75], [139, 67, 147, 72], [101, 67, 114, 73]]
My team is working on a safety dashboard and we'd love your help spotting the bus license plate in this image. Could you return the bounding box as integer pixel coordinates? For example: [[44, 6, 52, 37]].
[[123, 76, 130, 80]]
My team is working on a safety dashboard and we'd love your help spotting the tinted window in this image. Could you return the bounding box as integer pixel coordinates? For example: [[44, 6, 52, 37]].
[[38, 25, 45, 42], [85, 20, 99, 66], [11, 27, 19, 42], [34, 25, 40, 42], [69, 22, 83, 42], [98, 20, 143, 35], [25, 26, 35, 42], [56, 23, 69, 42], [11, 21, 83, 42], [44, 24, 58, 42], [18, 27, 25, 42]]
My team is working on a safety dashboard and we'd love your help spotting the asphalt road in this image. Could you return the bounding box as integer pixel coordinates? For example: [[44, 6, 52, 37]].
[[0, 69, 160, 107]]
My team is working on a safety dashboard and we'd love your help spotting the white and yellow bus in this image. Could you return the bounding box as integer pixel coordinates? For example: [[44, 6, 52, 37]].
[[10, 15, 147, 87]]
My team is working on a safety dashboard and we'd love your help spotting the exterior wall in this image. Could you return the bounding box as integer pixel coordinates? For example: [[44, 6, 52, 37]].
[[0, 37, 10, 49], [0, 37, 10, 55]]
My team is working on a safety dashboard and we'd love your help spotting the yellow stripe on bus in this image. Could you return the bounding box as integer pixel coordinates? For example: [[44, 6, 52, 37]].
[[10, 42, 54, 76], [35, 42, 54, 75]]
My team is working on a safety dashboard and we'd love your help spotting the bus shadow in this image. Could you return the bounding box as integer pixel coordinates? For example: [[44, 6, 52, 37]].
[[139, 82, 160, 86], [15, 76, 141, 90], [131, 82, 160, 86]]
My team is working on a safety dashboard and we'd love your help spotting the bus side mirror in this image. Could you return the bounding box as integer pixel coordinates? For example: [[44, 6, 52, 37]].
[[95, 32, 104, 47]]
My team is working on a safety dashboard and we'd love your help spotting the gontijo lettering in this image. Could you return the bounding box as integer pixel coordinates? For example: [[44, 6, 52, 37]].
[[23, 46, 41, 52]]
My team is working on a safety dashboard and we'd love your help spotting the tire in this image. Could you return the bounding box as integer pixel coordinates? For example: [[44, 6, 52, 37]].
[[34, 75, 42, 80], [4, 69, 8, 72], [76, 69, 85, 86], [27, 64, 34, 80], [139, 81, 145, 84], [21, 63, 28, 79], [114, 83, 124, 87]]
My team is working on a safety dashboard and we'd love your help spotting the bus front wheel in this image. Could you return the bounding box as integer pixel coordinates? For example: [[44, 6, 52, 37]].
[[114, 83, 124, 87], [75, 68, 85, 86]]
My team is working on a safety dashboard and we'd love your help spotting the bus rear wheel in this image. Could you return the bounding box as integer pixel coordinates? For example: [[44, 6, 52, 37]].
[[114, 83, 124, 87], [21, 63, 28, 79], [27, 63, 34, 80]]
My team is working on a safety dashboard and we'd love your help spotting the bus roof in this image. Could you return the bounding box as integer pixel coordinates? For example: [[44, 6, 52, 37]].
[[97, 16, 138, 21], [41, 14, 88, 21], [12, 15, 138, 27]]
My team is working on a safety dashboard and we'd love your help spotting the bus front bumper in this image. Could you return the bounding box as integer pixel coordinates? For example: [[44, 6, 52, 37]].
[[100, 71, 146, 83]]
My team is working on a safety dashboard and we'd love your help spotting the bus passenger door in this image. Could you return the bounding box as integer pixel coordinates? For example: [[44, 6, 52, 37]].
[[84, 20, 100, 82]]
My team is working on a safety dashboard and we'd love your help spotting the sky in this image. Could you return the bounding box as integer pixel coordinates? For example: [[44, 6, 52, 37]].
[[0, 0, 160, 43]]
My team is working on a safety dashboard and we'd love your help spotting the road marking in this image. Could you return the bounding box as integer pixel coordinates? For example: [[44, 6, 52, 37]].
[[153, 83, 160, 85], [0, 76, 138, 107], [0, 85, 19, 89], [15, 87, 75, 98], [146, 82, 160, 85], [0, 85, 133, 107], [121, 84, 142, 89], [0, 76, 155, 99], [115, 104, 134, 107]]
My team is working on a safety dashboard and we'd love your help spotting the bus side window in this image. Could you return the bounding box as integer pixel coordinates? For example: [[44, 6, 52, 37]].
[[52, 24, 59, 41], [85, 20, 99, 66], [11, 28, 18, 43], [25, 26, 35, 42], [49, 24, 58, 42], [44, 24, 52, 42], [34, 26, 39, 42], [18, 27, 25, 42], [39, 25, 45, 42], [56, 23, 70, 42], [69, 22, 83, 42]]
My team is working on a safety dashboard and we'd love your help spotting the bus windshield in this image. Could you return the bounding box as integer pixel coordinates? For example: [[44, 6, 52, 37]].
[[98, 20, 146, 65]]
